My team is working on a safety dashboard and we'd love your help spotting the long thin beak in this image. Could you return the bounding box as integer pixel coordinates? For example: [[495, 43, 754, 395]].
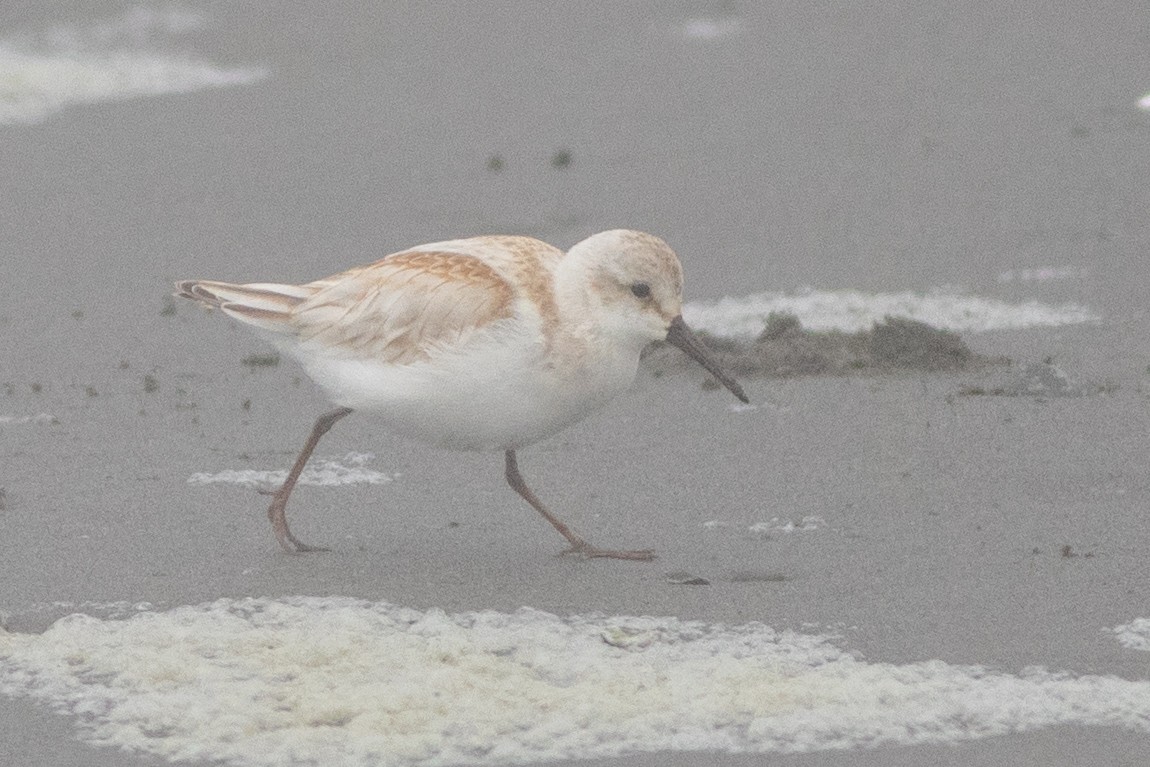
[[665, 315, 749, 403]]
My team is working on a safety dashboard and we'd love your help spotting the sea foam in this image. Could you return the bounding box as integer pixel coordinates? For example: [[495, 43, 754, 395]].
[[0, 7, 267, 125], [1, 598, 1148, 766]]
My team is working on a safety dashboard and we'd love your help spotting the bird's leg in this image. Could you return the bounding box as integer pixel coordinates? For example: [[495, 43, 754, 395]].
[[503, 450, 655, 561], [266, 406, 353, 553]]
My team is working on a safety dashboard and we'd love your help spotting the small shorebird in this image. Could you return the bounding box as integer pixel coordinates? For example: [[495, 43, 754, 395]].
[[178, 230, 747, 559]]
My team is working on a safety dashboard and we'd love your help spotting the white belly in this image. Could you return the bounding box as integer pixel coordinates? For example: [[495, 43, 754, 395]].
[[285, 324, 639, 451]]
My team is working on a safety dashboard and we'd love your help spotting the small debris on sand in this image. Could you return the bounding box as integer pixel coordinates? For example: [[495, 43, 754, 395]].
[[665, 571, 711, 586], [958, 360, 1118, 398], [241, 352, 281, 369]]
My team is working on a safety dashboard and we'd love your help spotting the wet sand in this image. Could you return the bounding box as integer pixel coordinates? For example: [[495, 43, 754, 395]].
[[2, 2, 1150, 765]]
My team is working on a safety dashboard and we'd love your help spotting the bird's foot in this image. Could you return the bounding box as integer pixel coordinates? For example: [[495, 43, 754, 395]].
[[560, 541, 656, 561], [283, 539, 331, 554], [272, 518, 331, 554]]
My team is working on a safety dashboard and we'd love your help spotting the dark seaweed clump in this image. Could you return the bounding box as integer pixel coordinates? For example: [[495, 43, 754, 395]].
[[643, 312, 1000, 380]]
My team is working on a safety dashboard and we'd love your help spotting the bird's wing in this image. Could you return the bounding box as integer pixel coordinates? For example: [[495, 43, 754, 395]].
[[288, 249, 519, 364]]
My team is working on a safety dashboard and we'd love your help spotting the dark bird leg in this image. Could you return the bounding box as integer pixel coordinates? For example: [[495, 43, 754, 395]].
[[266, 407, 353, 552], [504, 449, 654, 561]]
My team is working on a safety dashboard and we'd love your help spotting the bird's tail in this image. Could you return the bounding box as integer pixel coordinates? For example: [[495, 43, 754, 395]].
[[175, 280, 316, 334]]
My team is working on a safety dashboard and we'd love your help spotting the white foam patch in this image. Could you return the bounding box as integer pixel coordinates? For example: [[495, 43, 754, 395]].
[[678, 17, 743, 40], [748, 516, 825, 534], [0, 7, 267, 125], [683, 289, 1099, 338], [1139, 93, 1150, 111], [48, 600, 161, 613], [1, 597, 1148, 766], [188, 452, 394, 489], [1113, 618, 1150, 651], [0, 412, 56, 425], [996, 266, 1087, 284]]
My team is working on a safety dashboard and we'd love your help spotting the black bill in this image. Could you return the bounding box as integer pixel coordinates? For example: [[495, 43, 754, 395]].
[[665, 315, 749, 404]]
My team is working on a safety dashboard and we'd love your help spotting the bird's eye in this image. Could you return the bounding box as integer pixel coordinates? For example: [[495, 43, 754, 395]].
[[629, 282, 651, 299]]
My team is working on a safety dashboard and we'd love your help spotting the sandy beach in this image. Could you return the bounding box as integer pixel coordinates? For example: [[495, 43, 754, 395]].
[[2, 2, 1149, 765]]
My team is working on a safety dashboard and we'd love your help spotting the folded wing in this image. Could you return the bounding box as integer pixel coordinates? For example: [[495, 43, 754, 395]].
[[177, 251, 517, 365]]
